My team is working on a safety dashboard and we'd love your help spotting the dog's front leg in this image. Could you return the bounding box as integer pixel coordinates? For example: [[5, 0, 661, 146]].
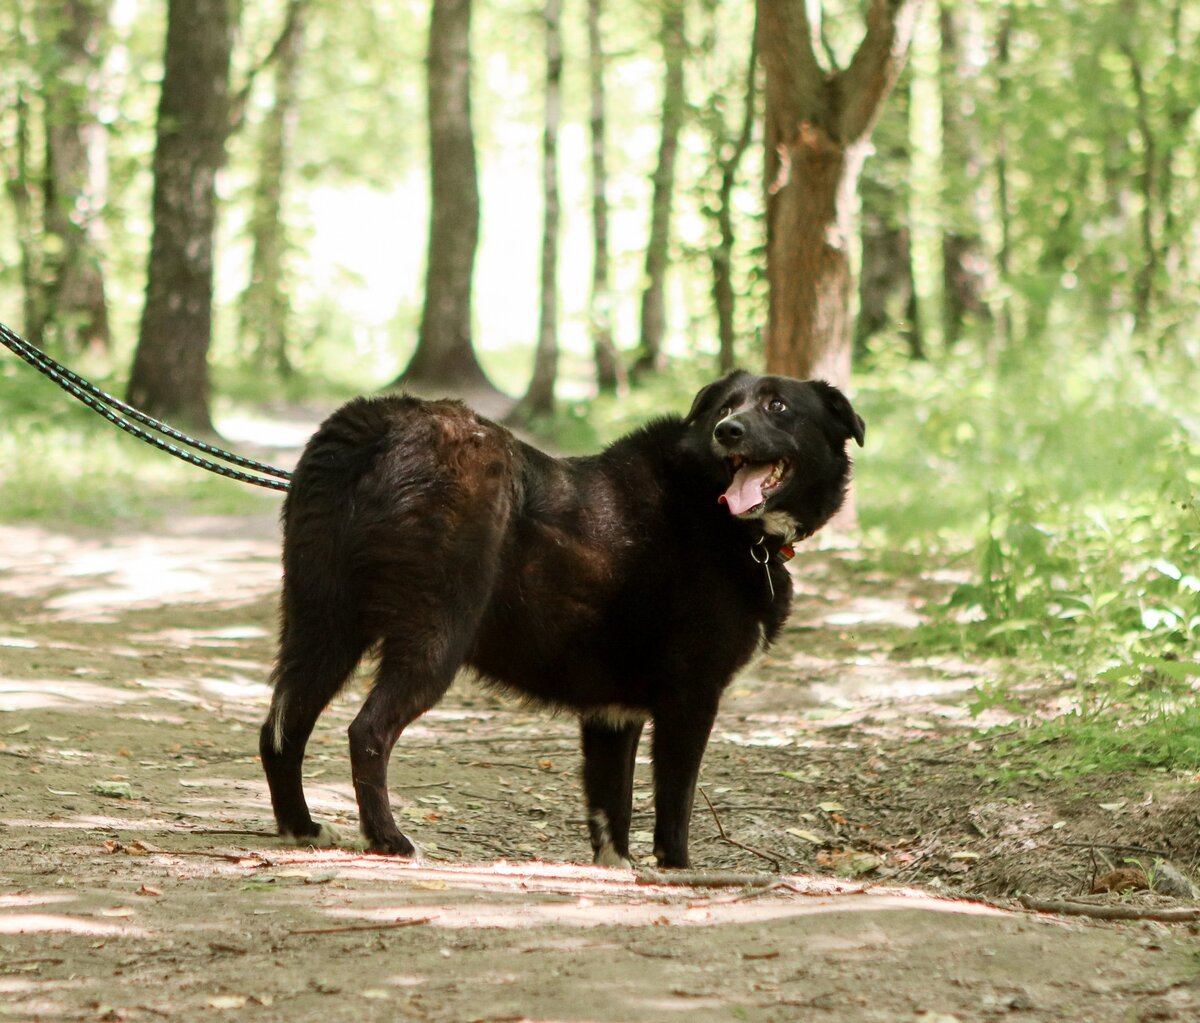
[[580, 717, 644, 867], [649, 698, 719, 868]]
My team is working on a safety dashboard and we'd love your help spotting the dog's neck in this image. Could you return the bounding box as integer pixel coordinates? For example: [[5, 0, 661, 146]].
[[760, 510, 799, 545]]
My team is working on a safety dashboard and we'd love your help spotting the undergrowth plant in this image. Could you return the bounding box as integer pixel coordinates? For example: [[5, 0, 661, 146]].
[[855, 332, 1200, 774]]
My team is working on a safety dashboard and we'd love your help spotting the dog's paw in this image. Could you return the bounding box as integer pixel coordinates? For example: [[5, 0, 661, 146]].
[[593, 843, 633, 869], [363, 832, 420, 859], [286, 822, 349, 849]]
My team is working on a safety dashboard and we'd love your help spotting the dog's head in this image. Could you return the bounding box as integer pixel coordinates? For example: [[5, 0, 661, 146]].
[[682, 370, 865, 538]]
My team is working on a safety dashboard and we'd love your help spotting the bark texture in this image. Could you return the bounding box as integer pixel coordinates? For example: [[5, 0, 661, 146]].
[[240, 0, 307, 376], [757, 0, 922, 387], [517, 0, 563, 416], [399, 0, 494, 393], [635, 0, 685, 374], [128, 0, 234, 431], [587, 0, 622, 392], [39, 0, 111, 353]]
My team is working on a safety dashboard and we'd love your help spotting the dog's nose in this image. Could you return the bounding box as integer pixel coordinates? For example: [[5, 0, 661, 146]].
[[714, 417, 744, 446]]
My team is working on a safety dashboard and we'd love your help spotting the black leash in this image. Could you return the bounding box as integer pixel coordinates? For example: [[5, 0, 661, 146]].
[[1, 321, 293, 492]]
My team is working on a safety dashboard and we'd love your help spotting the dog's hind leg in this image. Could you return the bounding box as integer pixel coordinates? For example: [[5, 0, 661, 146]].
[[581, 718, 643, 868], [347, 627, 474, 855], [260, 623, 370, 847]]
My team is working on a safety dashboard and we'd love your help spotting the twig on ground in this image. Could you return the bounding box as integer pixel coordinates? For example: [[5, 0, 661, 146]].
[[134, 848, 273, 864], [698, 786, 783, 871], [636, 869, 779, 888], [1058, 841, 1174, 859], [289, 915, 436, 935], [179, 828, 275, 838], [1018, 895, 1200, 922]]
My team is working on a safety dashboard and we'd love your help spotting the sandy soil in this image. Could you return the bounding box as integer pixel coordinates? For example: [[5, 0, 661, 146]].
[[1, 510, 1198, 1022]]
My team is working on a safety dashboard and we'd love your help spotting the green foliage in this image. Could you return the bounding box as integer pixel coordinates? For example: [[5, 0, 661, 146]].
[[0, 369, 281, 526], [856, 329, 1199, 774]]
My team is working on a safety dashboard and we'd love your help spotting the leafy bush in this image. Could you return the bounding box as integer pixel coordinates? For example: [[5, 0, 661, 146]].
[[855, 332, 1200, 771]]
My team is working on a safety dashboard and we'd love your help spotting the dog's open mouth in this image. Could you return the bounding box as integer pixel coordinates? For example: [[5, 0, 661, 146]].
[[718, 456, 792, 516]]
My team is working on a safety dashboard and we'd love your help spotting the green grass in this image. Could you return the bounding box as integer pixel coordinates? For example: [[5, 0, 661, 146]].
[[0, 367, 283, 526]]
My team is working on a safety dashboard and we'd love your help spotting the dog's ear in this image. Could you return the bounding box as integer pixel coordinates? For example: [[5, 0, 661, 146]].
[[813, 380, 865, 447], [685, 370, 750, 424]]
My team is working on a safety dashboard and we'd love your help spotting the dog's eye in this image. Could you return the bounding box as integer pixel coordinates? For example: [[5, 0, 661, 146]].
[[767, 399, 787, 413], [717, 405, 732, 419]]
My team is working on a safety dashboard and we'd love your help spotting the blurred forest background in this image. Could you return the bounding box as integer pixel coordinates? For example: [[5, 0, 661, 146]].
[[1, 0, 1197, 769]]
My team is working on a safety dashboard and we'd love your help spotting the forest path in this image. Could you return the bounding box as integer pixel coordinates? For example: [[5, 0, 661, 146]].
[[1, 509, 1197, 1022]]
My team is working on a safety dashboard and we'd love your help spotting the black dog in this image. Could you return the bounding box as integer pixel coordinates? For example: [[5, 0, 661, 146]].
[[260, 370, 863, 868]]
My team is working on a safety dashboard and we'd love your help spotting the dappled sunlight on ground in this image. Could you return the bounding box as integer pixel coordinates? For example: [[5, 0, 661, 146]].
[[2, 517, 1199, 1020]]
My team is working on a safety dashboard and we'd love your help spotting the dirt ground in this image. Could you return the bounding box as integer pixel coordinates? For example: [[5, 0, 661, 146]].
[[1, 504, 1199, 1022]]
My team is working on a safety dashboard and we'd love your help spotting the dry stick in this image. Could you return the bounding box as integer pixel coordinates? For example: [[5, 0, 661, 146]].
[[289, 915, 436, 936], [1018, 895, 1200, 922], [697, 786, 783, 872], [123, 848, 273, 864], [1058, 841, 1174, 859], [636, 869, 779, 888]]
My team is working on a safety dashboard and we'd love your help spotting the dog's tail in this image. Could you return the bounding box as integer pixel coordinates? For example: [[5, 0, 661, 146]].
[[265, 397, 402, 753]]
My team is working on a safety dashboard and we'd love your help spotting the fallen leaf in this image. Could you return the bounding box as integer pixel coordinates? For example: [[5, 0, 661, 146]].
[[949, 852, 980, 862], [137, 884, 163, 897], [786, 828, 826, 844], [207, 995, 248, 1010], [1091, 867, 1148, 894], [817, 801, 844, 813]]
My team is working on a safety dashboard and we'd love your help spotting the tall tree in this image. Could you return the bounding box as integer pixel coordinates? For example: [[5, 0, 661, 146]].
[[937, 0, 993, 348], [515, 0, 563, 417], [634, 0, 686, 375], [698, 6, 758, 373], [38, 0, 111, 353], [756, 0, 923, 386], [239, 0, 308, 376], [856, 80, 921, 359], [397, 0, 495, 395], [127, 0, 235, 431], [586, 0, 622, 392]]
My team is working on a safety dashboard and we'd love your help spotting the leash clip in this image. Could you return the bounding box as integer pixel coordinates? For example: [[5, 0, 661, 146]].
[[751, 536, 773, 599]]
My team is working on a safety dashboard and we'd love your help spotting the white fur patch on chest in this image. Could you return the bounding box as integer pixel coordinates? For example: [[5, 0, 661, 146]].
[[761, 510, 799, 540]]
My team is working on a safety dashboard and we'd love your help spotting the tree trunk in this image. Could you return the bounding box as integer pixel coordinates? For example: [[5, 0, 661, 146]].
[[127, 0, 234, 432], [586, 0, 622, 393], [1117, 22, 1157, 333], [992, 5, 1014, 357], [397, 0, 496, 396], [240, 0, 306, 377], [857, 210, 922, 359], [7, 69, 41, 341], [39, 0, 111, 354], [756, 0, 922, 387], [855, 79, 921, 360], [634, 0, 685, 376], [516, 0, 562, 418], [710, 25, 758, 374], [938, 0, 994, 347]]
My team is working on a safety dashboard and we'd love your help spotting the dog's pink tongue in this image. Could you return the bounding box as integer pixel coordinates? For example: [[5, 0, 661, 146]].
[[719, 463, 773, 516]]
